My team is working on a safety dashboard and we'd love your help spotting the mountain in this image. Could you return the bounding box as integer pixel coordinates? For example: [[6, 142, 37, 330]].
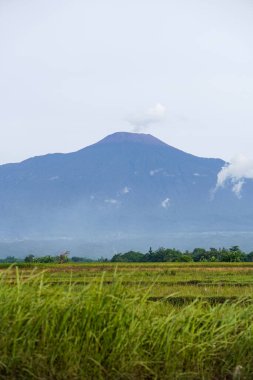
[[0, 132, 253, 256]]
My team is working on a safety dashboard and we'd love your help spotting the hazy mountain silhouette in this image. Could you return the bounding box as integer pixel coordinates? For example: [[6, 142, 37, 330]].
[[0, 132, 253, 256]]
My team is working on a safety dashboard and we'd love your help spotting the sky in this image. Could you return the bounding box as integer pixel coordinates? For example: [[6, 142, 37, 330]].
[[0, 0, 253, 164]]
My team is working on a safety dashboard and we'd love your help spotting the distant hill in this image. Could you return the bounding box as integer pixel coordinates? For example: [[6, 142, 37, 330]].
[[1, 132, 253, 256]]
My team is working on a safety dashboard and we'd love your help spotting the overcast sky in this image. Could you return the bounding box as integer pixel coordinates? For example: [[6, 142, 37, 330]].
[[0, 0, 253, 164]]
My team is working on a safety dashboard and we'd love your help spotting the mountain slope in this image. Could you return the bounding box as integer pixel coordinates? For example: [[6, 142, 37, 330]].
[[0, 132, 252, 254]]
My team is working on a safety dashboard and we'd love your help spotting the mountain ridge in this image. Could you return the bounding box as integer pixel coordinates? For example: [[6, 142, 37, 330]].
[[0, 131, 252, 256], [0, 132, 225, 168]]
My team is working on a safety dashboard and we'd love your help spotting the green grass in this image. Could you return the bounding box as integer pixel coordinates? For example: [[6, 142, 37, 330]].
[[0, 264, 253, 378]]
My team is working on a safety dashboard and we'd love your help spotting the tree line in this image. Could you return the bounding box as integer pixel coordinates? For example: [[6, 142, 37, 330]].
[[111, 246, 253, 262], [0, 246, 253, 264]]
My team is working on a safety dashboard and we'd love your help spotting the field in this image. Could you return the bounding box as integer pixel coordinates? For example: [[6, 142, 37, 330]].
[[1, 263, 253, 379]]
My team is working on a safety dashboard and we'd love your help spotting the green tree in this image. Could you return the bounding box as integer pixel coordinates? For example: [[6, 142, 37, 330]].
[[220, 246, 246, 262], [179, 255, 193, 262], [111, 251, 144, 262], [192, 248, 207, 262], [24, 254, 35, 263], [246, 252, 253, 262]]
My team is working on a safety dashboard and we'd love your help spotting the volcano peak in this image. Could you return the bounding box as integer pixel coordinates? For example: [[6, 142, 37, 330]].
[[97, 132, 167, 146]]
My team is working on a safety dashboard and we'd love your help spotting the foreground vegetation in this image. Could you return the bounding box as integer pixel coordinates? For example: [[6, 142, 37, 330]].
[[0, 263, 253, 379]]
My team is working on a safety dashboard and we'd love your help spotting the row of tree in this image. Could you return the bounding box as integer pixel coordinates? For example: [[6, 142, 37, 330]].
[[0, 253, 99, 264], [0, 251, 71, 264], [111, 246, 253, 262], [1, 246, 253, 264]]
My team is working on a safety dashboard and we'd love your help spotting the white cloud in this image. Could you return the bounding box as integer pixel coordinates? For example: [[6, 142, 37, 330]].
[[232, 180, 245, 198], [127, 103, 166, 132], [193, 173, 207, 177], [121, 186, 130, 194], [161, 198, 170, 209], [105, 199, 119, 205], [216, 155, 253, 197], [150, 168, 163, 176]]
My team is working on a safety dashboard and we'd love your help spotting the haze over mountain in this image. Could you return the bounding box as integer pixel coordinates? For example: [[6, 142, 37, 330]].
[[1, 132, 253, 257]]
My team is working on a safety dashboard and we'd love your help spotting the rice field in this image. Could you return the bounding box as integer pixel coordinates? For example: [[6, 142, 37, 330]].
[[0, 263, 253, 379]]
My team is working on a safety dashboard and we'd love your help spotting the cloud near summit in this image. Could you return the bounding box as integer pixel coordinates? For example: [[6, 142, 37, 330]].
[[216, 155, 253, 197], [127, 103, 166, 132]]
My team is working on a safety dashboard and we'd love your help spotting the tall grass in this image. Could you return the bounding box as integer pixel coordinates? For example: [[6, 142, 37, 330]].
[[0, 271, 252, 379]]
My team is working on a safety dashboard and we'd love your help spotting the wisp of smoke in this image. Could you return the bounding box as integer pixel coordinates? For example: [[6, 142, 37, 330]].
[[127, 103, 166, 132]]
